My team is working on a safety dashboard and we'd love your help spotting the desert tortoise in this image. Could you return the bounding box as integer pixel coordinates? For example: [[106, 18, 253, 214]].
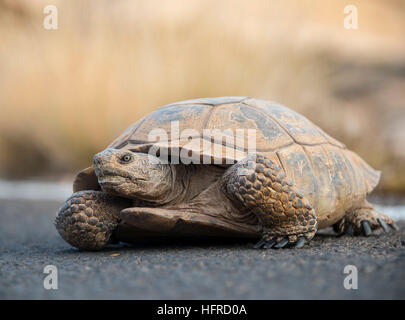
[[55, 97, 396, 250]]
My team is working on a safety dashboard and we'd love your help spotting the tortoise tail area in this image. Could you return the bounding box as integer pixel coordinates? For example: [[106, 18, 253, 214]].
[[347, 150, 381, 194]]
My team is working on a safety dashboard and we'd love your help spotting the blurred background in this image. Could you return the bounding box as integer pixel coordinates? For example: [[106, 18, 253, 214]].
[[0, 0, 404, 193]]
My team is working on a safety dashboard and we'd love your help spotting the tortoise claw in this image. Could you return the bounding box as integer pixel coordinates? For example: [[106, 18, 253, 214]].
[[294, 237, 306, 249], [263, 238, 277, 249], [390, 223, 399, 231], [255, 235, 308, 249], [345, 224, 354, 235], [274, 237, 289, 249], [361, 221, 372, 236], [254, 238, 267, 249], [377, 218, 390, 233]]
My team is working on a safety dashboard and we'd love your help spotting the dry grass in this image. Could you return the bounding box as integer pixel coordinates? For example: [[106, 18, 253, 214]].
[[0, 0, 405, 192]]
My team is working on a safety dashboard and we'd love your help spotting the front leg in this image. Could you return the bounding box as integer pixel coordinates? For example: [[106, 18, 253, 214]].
[[222, 154, 318, 249], [55, 191, 131, 250]]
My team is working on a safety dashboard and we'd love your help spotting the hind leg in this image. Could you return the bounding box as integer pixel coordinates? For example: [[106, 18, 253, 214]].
[[333, 200, 397, 236]]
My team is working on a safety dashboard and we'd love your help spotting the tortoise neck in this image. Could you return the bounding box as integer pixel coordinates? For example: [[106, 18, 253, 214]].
[[162, 164, 226, 205], [154, 164, 226, 206], [155, 164, 189, 206]]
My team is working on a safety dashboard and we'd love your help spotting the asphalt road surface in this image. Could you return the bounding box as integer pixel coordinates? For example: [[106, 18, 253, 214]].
[[1, 198, 404, 299]]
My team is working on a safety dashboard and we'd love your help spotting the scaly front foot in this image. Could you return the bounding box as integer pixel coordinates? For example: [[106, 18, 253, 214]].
[[55, 191, 130, 250], [222, 154, 318, 249]]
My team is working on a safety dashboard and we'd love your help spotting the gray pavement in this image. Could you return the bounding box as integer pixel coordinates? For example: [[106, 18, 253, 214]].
[[0, 198, 404, 299]]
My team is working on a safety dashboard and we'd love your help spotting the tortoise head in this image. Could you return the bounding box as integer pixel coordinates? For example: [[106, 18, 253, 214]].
[[93, 148, 173, 203]]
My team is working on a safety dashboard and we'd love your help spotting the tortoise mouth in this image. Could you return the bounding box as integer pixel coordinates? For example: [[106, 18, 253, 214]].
[[97, 167, 129, 178], [96, 167, 148, 187], [98, 175, 127, 186]]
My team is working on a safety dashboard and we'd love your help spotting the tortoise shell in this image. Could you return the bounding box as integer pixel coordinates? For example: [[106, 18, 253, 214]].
[[109, 96, 347, 161], [75, 97, 380, 222]]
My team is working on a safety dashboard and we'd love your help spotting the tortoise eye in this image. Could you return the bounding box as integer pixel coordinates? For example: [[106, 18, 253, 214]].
[[121, 154, 133, 163]]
